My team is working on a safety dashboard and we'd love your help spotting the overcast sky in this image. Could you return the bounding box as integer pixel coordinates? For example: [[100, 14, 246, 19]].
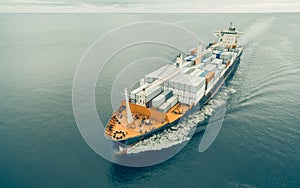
[[0, 0, 299, 13]]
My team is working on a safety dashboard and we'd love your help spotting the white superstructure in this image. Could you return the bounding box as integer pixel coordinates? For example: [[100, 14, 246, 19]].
[[214, 22, 244, 46]]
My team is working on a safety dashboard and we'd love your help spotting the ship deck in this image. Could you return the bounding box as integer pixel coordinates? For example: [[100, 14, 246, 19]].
[[105, 101, 190, 141]]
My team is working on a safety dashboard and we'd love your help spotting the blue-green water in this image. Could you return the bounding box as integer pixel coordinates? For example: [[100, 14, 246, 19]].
[[1, 13, 300, 187]]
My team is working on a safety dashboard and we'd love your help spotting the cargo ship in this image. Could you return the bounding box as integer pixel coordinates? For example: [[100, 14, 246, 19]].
[[105, 22, 244, 145]]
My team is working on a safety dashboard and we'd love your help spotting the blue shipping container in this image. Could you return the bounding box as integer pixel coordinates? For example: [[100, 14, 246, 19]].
[[161, 90, 173, 101], [199, 70, 209, 77]]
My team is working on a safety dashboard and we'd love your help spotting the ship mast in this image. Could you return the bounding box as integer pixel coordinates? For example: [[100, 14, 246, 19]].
[[176, 53, 183, 69], [124, 88, 133, 124], [197, 43, 203, 63]]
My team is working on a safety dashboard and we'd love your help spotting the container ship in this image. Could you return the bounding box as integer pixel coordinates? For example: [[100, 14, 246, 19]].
[[105, 22, 244, 145]]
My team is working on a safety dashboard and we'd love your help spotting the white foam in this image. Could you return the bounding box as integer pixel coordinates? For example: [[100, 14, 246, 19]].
[[126, 86, 233, 154]]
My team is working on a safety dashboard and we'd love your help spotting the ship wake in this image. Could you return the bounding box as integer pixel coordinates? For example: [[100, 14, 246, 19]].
[[126, 86, 235, 154]]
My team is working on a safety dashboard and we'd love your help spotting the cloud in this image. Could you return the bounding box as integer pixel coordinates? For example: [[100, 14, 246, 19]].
[[0, 0, 299, 13]]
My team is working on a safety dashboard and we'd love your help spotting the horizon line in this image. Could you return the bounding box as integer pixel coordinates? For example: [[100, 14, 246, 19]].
[[0, 11, 299, 14]]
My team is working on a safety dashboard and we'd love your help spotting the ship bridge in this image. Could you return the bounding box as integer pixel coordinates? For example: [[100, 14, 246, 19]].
[[214, 22, 244, 46]]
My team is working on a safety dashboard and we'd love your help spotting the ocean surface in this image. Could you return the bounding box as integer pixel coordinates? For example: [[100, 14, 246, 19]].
[[1, 13, 300, 187]]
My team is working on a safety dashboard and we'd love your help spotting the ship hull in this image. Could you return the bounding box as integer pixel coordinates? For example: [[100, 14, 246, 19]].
[[116, 52, 242, 146]]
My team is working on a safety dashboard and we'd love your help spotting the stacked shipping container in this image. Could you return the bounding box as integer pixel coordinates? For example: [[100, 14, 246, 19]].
[[130, 45, 238, 109]]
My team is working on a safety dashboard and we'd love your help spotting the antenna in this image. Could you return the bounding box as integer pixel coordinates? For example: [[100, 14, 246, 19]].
[[229, 21, 236, 31], [124, 88, 133, 124]]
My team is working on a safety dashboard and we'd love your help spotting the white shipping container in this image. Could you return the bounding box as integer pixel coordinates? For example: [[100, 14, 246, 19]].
[[211, 59, 223, 68], [178, 95, 183, 103], [130, 83, 150, 100], [145, 64, 177, 81], [167, 96, 178, 107], [185, 83, 192, 92], [204, 64, 217, 72], [186, 68, 196, 75], [176, 77, 185, 91], [194, 85, 205, 104], [145, 85, 161, 96], [190, 94, 196, 99], [170, 70, 205, 95], [183, 84, 205, 104], [215, 69, 221, 79], [170, 74, 180, 89], [146, 91, 161, 103], [195, 63, 205, 69], [152, 95, 165, 107], [182, 61, 190, 68], [181, 67, 190, 74], [180, 97, 186, 104], [189, 69, 200, 76], [211, 54, 216, 60], [158, 101, 172, 113], [203, 57, 212, 65], [183, 91, 190, 98], [218, 64, 226, 70], [173, 88, 178, 95], [196, 69, 206, 77], [178, 90, 184, 96], [214, 71, 221, 84], [169, 74, 186, 91], [220, 52, 233, 59], [183, 97, 190, 105], [169, 79, 176, 88], [143, 86, 162, 103], [190, 76, 206, 92], [206, 80, 214, 94], [203, 49, 213, 58], [218, 64, 226, 78]]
